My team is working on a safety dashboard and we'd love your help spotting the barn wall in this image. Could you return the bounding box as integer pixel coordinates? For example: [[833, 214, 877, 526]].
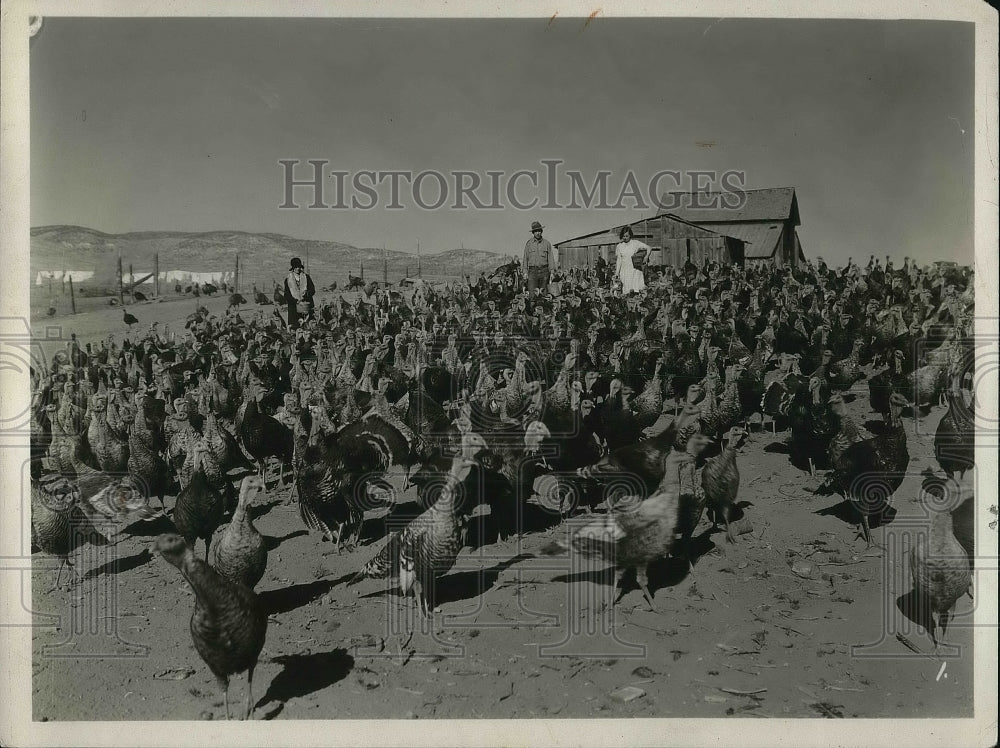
[[556, 216, 749, 271], [785, 224, 798, 267]]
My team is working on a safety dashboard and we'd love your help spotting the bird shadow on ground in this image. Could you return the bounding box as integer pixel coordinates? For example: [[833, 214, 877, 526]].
[[463, 504, 561, 550], [249, 498, 284, 521], [433, 553, 534, 607], [256, 648, 354, 710], [263, 529, 308, 552], [785, 453, 815, 476], [763, 441, 790, 454], [354, 554, 534, 609], [815, 499, 898, 531], [896, 589, 935, 634], [258, 573, 353, 615], [117, 514, 176, 538], [903, 404, 934, 420], [676, 533, 719, 573], [548, 551, 694, 595], [81, 547, 153, 581]]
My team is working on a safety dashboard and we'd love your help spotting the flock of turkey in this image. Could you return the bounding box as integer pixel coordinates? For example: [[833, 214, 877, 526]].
[[30, 255, 978, 718]]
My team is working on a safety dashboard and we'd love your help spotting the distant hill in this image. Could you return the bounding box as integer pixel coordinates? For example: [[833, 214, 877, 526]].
[[30, 225, 509, 290]]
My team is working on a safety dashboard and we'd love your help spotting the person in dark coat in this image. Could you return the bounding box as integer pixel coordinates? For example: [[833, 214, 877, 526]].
[[283, 257, 315, 330]]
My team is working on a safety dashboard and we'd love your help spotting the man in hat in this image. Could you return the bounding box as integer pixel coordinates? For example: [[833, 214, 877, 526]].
[[523, 221, 557, 295], [284, 257, 315, 330]]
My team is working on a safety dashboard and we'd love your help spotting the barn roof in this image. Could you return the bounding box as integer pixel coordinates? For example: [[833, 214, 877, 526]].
[[555, 229, 622, 248], [555, 213, 736, 249], [656, 187, 799, 225], [706, 222, 784, 258]]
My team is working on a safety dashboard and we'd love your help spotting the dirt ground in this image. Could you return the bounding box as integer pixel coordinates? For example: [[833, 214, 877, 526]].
[[28, 296, 975, 721], [29, 290, 305, 350]]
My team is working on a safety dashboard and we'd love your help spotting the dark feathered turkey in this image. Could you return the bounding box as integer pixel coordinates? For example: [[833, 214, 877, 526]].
[[934, 387, 974, 480], [156, 532, 267, 719], [172, 442, 225, 560], [297, 414, 409, 551], [829, 393, 910, 546]]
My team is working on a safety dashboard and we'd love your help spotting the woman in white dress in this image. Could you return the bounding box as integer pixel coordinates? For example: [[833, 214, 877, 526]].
[[614, 226, 648, 294]]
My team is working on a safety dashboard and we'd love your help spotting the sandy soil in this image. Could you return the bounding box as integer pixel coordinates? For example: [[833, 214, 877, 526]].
[[29, 291, 323, 350], [29, 367, 975, 721]]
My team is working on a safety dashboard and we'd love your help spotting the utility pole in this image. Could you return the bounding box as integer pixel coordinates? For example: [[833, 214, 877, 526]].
[[360, 261, 364, 281], [417, 240, 422, 278], [383, 245, 388, 285], [154, 253, 160, 297], [68, 276, 76, 314], [234, 255, 240, 293]]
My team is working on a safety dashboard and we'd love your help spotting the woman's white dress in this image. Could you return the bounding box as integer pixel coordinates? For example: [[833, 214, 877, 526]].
[[615, 240, 648, 294]]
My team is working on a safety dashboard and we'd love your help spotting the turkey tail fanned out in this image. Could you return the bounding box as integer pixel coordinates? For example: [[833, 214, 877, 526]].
[[298, 496, 332, 538], [349, 531, 402, 584]]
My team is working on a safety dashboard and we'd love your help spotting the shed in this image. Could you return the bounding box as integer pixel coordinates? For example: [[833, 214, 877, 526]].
[[555, 214, 745, 271], [655, 187, 806, 267]]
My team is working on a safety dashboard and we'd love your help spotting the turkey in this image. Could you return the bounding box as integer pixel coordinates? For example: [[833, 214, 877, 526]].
[[127, 396, 173, 513], [829, 393, 910, 547], [672, 434, 714, 568], [577, 386, 704, 498], [172, 441, 226, 560], [349, 455, 478, 618], [296, 414, 409, 551], [629, 355, 665, 432], [155, 533, 267, 720], [701, 426, 748, 543], [828, 338, 865, 392], [238, 383, 294, 487], [909, 477, 972, 650], [31, 474, 83, 591], [934, 380, 974, 480], [87, 393, 129, 474], [539, 440, 707, 612], [785, 376, 836, 477], [210, 476, 267, 589]]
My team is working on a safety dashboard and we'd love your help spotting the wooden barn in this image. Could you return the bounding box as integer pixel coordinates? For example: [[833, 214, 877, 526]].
[[656, 187, 806, 268], [555, 214, 745, 271]]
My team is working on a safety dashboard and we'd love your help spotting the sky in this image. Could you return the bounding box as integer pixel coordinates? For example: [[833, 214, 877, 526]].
[[30, 17, 974, 265]]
